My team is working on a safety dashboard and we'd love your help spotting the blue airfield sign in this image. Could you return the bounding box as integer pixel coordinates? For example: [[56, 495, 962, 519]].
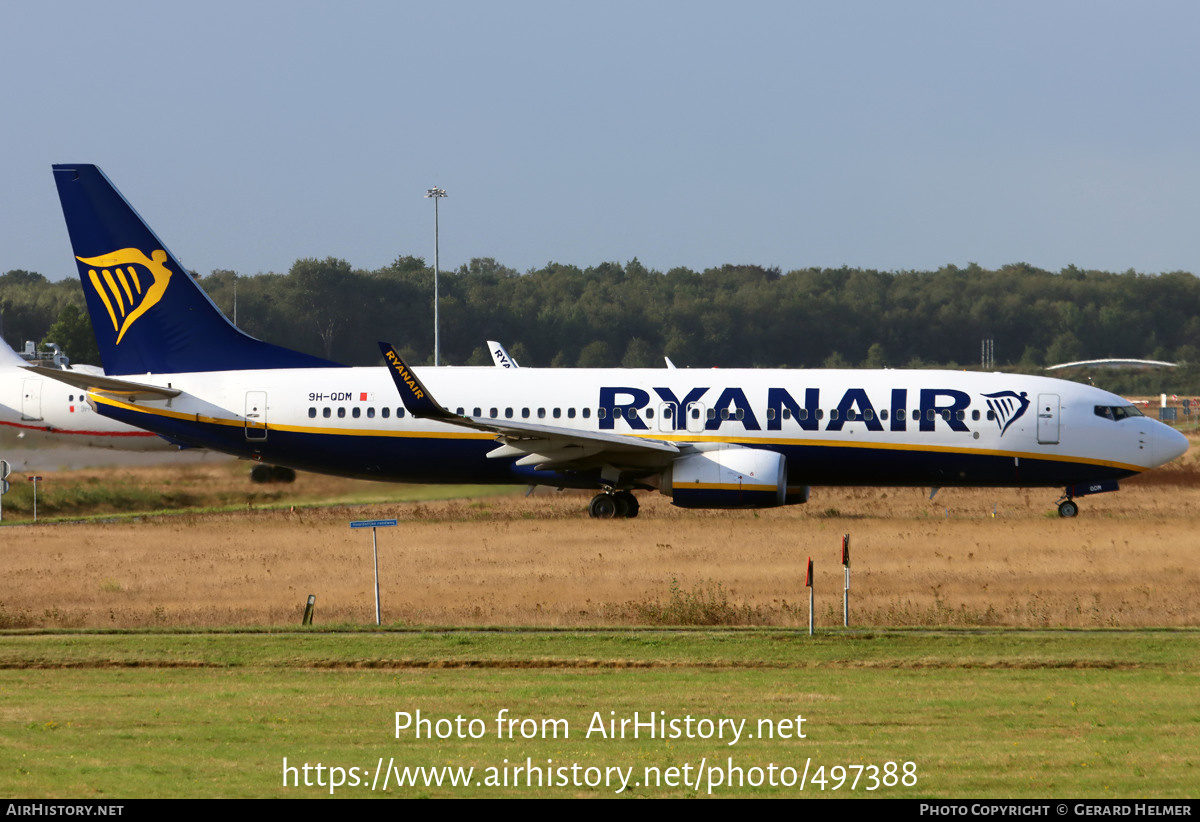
[[350, 519, 398, 529], [350, 518, 398, 625]]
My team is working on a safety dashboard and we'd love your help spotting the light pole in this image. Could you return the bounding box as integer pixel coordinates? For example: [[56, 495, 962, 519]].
[[425, 186, 447, 366]]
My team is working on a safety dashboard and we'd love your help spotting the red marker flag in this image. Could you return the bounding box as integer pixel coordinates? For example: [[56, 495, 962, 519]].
[[842, 533, 850, 567], [805, 557, 813, 588]]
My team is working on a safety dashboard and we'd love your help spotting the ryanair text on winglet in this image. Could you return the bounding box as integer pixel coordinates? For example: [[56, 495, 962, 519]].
[[384, 350, 425, 400]]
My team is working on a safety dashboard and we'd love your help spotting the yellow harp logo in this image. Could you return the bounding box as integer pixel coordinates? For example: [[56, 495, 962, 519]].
[[77, 248, 172, 344]]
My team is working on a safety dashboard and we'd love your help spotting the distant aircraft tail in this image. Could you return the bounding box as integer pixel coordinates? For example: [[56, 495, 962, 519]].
[[52, 164, 341, 375], [0, 336, 28, 368]]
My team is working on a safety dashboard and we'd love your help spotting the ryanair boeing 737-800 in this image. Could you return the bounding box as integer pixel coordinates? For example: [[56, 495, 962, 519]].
[[32, 164, 1188, 518]]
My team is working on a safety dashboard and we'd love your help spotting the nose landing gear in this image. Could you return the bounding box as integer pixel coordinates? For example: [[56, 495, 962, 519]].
[[1055, 480, 1120, 518]]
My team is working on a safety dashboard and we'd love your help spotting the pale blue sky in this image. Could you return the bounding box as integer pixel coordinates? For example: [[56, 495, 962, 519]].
[[4, 1, 1200, 280]]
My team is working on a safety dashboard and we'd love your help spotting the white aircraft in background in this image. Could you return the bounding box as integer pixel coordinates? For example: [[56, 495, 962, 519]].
[[1, 335, 165, 450], [490, 341, 676, 369], [36, 163, 1189, 518], [1, 337, 295, 482]]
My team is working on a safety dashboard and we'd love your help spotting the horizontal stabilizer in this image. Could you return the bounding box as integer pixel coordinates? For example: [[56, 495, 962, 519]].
[[22, 365, 181, 402]]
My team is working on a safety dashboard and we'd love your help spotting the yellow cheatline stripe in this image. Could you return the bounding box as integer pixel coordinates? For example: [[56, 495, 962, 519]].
[[89, 395, 492, 440], [646, 431, 1146, 473], [674, 482, 778, 492], [87, 394, 1148, 472]]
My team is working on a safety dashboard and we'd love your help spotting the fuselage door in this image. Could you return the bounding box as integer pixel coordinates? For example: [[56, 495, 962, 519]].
[[658, 402, 677, 433], [245, 391, 268, 440], [1036, 393, 1060, 444], [21, 379, 42, 421]]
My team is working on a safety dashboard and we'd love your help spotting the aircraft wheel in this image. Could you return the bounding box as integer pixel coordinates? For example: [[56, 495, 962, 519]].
[[1057, 499, 1079, 518], [614, 491, 639, 518], [589, 493, 618, 519], [270, 465, 297, 483], [250, 464, 272, 483]]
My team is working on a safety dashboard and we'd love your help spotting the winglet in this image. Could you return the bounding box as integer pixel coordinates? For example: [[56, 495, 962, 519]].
[[378, 342, 454, 419]]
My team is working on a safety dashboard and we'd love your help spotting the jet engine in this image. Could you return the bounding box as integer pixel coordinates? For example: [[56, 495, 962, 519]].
[[660, 446, 791, 509]]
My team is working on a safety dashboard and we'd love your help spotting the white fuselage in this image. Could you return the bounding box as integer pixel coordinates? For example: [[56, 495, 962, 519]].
[[82, 364, 1188, 489]]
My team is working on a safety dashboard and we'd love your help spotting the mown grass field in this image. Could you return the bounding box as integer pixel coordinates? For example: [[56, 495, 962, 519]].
[[2, 630, 1198, 798]]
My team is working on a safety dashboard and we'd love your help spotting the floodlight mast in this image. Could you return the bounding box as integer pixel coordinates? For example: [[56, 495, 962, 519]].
[[425, 186, 447, 366]]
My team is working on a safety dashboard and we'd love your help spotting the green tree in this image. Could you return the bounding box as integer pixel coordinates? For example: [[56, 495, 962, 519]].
[[40, 304, 100, 363]]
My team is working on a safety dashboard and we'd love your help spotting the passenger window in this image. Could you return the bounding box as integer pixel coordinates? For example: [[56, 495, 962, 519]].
[[599, 408, 607, 419], [767, 409, 776, 421], [553, 408, 561, 418], [397, 408, 406, 418], [505, 408, 513, 419], [473, 407, 482, 417], [583, 408, 591, 419], [337, 407, 346, 418], [367, 407, 375, 419], [522, 408, 530, 419], [490, 407, 498, 418], [323, 407, 331, 418], [567, 408, 576, 419], [382, 407, 390, 419], [352, 407, 361, 418], [308, 407, 316, 418], [456, 407, 464, 416]]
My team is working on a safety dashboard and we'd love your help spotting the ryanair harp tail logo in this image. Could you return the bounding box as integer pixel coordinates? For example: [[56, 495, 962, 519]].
[[77, 248, 172, 344]]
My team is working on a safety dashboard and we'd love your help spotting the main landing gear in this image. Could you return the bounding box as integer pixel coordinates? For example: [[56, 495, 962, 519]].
[[588, 490, 640, 519], [250, 464, 296, 484]]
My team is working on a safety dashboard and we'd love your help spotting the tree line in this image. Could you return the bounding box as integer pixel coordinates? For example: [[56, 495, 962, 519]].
[[4, 258, 1200, 394]]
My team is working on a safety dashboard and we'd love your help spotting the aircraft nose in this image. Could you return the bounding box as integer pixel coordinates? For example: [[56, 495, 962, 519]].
[[1152, 422, 1189, 466]]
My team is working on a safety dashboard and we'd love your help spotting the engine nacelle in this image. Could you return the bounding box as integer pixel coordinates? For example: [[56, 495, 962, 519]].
[[661, 446, 788, 509]]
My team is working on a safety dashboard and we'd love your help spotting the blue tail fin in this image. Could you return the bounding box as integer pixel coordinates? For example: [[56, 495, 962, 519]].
[[52, 164, 342, 375]]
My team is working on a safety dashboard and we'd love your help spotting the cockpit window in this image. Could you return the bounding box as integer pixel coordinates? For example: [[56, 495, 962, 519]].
[[1095, 405, 1144, 421]]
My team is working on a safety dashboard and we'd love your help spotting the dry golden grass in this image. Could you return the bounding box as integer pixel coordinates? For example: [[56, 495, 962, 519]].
[[3, 441, 1200, 630]]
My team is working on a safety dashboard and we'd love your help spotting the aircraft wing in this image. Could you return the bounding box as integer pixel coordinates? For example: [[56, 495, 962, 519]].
[[22, 365, 182, 402], [378, 343, 679, 471]]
